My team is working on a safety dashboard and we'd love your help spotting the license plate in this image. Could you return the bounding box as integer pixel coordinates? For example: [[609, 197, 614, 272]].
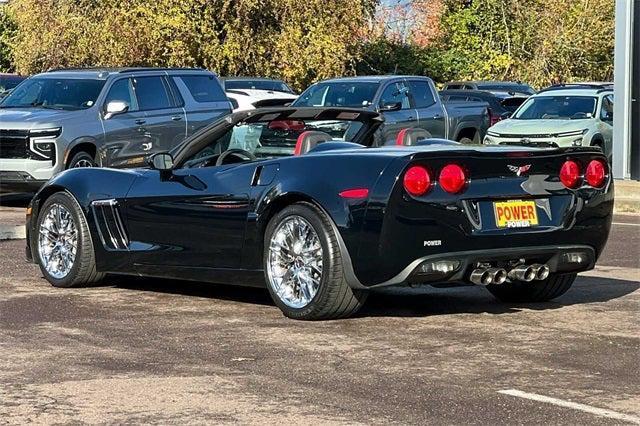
[[494, 200, 539, 228]]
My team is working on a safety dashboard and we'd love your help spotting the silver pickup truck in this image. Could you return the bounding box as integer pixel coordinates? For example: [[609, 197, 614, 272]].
[[0, 67, 231, 193], [292, 75, 490, 145]]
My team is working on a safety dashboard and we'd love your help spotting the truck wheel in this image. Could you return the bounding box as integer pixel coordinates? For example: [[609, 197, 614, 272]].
[[35, 191, 105, 288], [263, 202, 368, 320], [68, 151, 96, 168], [486, 273, 576, 303]]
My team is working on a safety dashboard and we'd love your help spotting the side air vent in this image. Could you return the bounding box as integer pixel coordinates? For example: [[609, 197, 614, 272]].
[[91, 199, 129, 250]]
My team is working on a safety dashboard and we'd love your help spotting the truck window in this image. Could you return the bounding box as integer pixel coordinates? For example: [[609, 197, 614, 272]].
[[379, 82, 411, 109], [133, 76, 172, 110], [179, 75, 226, 103], [407, 80, 436, 108], [600, 95, 614, 121], [104, 78, 138, 111]]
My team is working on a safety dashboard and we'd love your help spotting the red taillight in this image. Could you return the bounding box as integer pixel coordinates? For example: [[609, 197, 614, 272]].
[[488, 107, 500, 126], [339, 188, 369, 199], [439, 164, 467, 194], [585, 159, 607, 188], [403, 166, 431, 196], [560, 160, 581, 188], [268, 120, 305, 131]]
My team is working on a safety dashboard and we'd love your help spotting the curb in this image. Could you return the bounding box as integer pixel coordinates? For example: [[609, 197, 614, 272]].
[[0, 225, 26, 240]]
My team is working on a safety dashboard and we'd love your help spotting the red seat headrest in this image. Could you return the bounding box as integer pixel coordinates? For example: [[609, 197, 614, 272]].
[[395, 128, 431, 146], [294, 131, 333, 156]]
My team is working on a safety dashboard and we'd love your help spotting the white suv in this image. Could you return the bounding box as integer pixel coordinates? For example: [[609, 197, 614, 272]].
[[483, 84, 613, 160]]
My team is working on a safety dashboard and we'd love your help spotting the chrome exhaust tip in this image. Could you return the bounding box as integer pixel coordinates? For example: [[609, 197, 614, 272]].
[[508, 265, 536, 282], [531, 264, 550, 281], [487, 268, 507, 285], [470, 268, 493, 286]]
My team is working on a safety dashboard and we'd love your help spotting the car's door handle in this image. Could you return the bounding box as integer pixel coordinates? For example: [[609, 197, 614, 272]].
[[137, 127, 147, 133], [433, 114, 442, 119], [135, 119, 146, 125], [407, 116, 417, 122], [171, 115, 183, 121]]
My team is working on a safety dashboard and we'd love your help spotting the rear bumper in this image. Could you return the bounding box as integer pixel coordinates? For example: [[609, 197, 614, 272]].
[[346, 245, 595, 289]]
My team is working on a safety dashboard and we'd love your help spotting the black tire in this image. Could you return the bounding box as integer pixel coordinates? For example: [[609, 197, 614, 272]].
[[263, 202, 368, 320], [67, 151, 96, 169], [35, 191, 105, 288], [486, 273, 576, 303]]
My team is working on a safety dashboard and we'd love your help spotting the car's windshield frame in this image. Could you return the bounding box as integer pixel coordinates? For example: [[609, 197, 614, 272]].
[[0, 77, 106, 110], [512, 95, 598, 120]]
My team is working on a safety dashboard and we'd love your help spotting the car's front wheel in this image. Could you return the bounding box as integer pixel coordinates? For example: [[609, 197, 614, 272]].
[[263, 202, 367, 320], [35, 191, 105, 288], [486, 273, 576, 303]]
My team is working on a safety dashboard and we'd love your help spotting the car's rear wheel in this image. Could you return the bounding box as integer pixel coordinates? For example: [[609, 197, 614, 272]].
[[486, 273, 576, 303], [263, 202, 367, 320], [35, 191, 104, 288]]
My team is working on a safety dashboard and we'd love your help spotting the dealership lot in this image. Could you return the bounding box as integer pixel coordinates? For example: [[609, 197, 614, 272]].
[[0, 208, 638, 424]]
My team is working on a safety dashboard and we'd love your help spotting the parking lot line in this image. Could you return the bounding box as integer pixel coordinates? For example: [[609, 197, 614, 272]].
[[498, 389, 640, 424], [612, 222, 640, 227]]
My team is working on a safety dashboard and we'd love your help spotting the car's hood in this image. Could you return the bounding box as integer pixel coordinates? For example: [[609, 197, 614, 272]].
[[490, 119, 591, 134], [225, 89, 297, 101], [0, 107, 82, 129]]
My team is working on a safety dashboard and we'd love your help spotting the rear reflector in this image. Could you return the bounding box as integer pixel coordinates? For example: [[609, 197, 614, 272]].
[[585, 159, 607, 188], [403, 166, 431, 196], [339, 188, 369, 199], [439, 164, 467, 194], [560, 160, 581, 188]]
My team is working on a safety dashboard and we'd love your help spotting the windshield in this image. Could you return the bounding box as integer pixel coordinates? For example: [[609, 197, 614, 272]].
[[0, 78, 105, 110], [513, 96, 597, 120], [477, 84, 536, 95], [293, 82, 379, 108], [225, 79, 294, 94], [183, 118, 363, 167], [0, 76, 25, 92]]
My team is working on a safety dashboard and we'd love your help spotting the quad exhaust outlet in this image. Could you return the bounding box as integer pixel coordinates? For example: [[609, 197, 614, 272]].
[[471, 264, 550, 286]]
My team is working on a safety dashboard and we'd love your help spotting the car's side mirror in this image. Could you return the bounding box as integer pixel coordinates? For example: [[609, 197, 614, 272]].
[[103, 100, 129, 119], [149, 152, 174, 180], [501, 112, 512, 119], [379, 101, 402, 112]]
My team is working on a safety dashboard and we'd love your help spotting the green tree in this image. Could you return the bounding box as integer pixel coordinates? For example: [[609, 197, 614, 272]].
[[7, 0, 376, 91], [0, 5, 16, 72], [422, 0, 614, 87]]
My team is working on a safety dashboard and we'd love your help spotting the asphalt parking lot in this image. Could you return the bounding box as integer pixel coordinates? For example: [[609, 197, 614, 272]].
[[0, 203, 638, 424]]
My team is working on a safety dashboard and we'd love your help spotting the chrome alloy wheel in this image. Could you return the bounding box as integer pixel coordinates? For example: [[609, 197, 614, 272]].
[[38, 203, 78, 279], [73, 159, 93, 168], [266, 215, 323, 309]]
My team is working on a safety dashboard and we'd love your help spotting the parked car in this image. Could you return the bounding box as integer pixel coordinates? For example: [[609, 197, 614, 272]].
[[443, 80, 536, 96], [292, 76, 490, 145], [483, 83, 614, 160], [0, 67, 231, 193], [440, 89, 529, 127], [222, 77, 298, 111], [0, 73, 27, 99], [26, 107, 613, 320]]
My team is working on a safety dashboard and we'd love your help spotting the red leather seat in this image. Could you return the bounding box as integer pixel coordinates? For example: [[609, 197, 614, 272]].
[[395, 128, 431, 146], [294, 131, 333, 155]]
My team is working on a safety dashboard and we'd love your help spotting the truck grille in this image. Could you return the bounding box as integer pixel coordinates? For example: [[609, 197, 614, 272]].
[[0, 129, 29, 158]]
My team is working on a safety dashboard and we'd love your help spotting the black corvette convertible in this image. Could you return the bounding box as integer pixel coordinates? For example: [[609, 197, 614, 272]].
[[26, 107, 613, 320]]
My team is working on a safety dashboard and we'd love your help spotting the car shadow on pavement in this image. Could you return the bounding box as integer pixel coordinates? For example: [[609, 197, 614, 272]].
[[106, 274, 639, 318], [358, 276, 640, 318], [107, 275, 274, 307], [0, 194, 32, 207]]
